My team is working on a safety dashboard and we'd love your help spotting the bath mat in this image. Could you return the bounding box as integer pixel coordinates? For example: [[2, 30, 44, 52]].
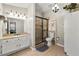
[[36, 45, 49, 52]]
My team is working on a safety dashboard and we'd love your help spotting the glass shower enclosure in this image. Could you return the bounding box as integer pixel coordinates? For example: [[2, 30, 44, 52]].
[[35, 16, 48, 47]]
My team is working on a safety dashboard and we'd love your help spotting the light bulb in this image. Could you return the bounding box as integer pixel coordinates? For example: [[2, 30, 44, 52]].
[[15, 11, 18, 17], [9, 10, 13, 16], [20, 13, 23, 18], [23, 13, 26, 19]]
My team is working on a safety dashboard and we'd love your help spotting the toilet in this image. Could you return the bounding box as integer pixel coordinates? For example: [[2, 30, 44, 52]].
[[46, 32, 54, 47]]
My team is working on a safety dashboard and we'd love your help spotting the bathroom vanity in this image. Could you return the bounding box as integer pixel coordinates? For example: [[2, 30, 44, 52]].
[[0, 33, 30, 55], [0, 16, 31, 55], [0, 4, 31, 55]]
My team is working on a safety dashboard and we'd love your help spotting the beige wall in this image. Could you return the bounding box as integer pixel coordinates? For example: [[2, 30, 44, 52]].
[[56, 14, 64, 45], [35, 3, 44, 17]]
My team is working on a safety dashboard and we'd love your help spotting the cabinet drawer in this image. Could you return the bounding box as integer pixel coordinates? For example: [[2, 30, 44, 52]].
[[2, 44, 19, 54], [2, 38, 18, 45]]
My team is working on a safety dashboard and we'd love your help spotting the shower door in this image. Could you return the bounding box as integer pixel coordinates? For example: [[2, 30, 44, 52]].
[[35, 16, 48, 45], [35, 17, 43, 45], [43, 19, 48, 41]]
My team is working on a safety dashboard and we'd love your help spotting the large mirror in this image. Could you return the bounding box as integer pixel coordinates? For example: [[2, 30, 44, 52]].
[[10, 22, 16, 34]]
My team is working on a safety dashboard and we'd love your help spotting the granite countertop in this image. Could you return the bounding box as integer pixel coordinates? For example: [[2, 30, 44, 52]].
[[0, 33, 30, 40]]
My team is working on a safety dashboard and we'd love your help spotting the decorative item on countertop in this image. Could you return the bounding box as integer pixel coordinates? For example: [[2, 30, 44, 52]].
[[63, 3, 77, 13]]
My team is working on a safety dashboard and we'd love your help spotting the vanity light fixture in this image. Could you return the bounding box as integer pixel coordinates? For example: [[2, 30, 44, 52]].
[[9, 10, 13, 16], [52, 3, 60, 13], [5, 9, 26, 20]]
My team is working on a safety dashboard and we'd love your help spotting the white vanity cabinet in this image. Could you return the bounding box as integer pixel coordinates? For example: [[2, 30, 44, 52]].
[[1, 38, 19, 54], [0, 35, 30, 55]]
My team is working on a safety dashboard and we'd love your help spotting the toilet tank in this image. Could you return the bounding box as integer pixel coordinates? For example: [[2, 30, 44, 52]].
[[48, 31, 55, 38]]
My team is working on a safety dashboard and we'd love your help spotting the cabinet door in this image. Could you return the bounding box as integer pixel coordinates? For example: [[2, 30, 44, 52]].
[[19, 36, 30, 48], [23, 36, 30, 47], [2, 38, 18, 54]]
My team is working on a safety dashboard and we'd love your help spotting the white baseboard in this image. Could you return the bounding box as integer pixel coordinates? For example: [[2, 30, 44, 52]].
[[56, 43, 64, 47], [30, 47, 36, 51]]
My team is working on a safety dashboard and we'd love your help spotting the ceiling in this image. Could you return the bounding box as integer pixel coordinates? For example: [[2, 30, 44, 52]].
[[4, 3, 32, 8], [4, 3, 68, 10], [37, 3, 69, 16], [4, 3, 68, 12], [4, 3, 69, 17]]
